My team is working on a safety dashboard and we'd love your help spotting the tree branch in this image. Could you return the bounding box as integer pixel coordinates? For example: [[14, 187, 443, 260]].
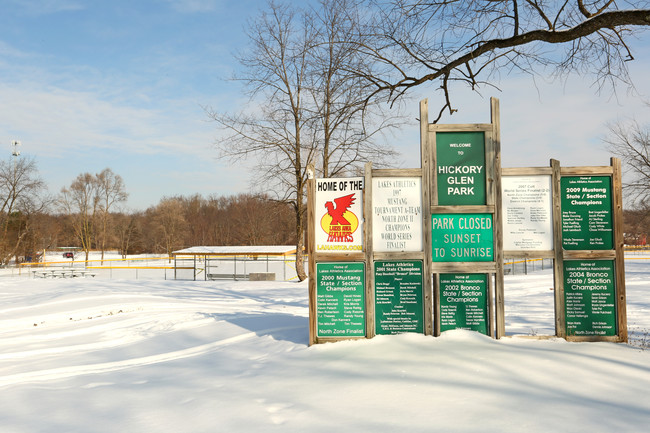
[[376, 8, 650, 96]]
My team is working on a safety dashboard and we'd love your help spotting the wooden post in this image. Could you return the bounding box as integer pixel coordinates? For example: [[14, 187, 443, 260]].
[[420, 99, 434, 336], [426, 98, 500, 338], [307, 165, 317, 345], [551, 159, 565, 338], [611, 157, 628, 342], [557, 161, 626, 342], [487, 273, 495, 337], [491, 97, 505, 339], [364, 162, 375, 338]]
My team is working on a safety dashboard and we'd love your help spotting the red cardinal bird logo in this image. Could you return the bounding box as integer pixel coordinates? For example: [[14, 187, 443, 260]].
[[322, 193, 358, 242], [325, 194, 355, 226]]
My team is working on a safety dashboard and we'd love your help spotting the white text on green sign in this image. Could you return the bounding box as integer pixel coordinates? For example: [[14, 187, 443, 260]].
[[432, 214, 494, 262], [436, 132, 486, 205]]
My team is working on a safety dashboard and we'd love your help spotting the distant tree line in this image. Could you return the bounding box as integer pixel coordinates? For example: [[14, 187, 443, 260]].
[[623, 208, 650, 246], [0, 158, 296, 265]]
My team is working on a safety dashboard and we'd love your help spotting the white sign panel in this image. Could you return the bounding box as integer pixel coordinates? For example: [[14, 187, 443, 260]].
[[502, 175, 553, 250], [315, 177, 364, 252], [372, 177, 423, 252]]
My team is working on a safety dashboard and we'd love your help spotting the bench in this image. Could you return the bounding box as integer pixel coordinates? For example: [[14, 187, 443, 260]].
[[206, 273, 249, 280], [249, 272, 275, 281], [33, 270, 69, 278], [33, 269, 96, 278], [71, 270, 96, 278]]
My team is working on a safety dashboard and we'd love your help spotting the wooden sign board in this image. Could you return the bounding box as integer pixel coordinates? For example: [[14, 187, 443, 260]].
[[314, 178, 364, 253], [436, 131, 487, 205], [431, 213, 494, 262], [307, 98, 627, 346], [502, 160, 627, 342], [564, 260, 617, 337], [316, 262, 365, 338], [556, 165, 625, 342], [372, 177, 423, 252], [560, 176, 613, 250], [502, 175, 553, 251], [439, 273, 489, 335], [374, 260, 424, 335]]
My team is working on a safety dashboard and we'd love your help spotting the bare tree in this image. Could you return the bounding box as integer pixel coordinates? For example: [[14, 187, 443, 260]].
[[0, 156, 48, 265], [208, 2, 319, 281], [114, 212, 141, 259], [605, 112, 650, 206], [59, 173, 100, 262], [96, 168, 128, 263], [208, 0, 401, 280], [359, 1, 650, 121], [622, 207, 650, 245], [180, 194, 208, 247], [309, 0, 400, 178], [153, 197, 187, 261]]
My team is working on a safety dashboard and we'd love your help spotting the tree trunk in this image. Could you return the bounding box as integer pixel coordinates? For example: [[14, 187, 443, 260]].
[[294, 196, 307, 281], [295, 237, 307, 281]]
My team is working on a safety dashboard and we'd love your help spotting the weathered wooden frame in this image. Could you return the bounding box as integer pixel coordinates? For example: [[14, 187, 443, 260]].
[[502, 158, 627, 342], [422, 97, 504, 338], [308, 172, 368, 345], [364, 164, 431, 338], [308, 97, 626, 345]]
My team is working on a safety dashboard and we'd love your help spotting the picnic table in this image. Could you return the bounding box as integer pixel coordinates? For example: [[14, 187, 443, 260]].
[[32, 269, 96, 278]]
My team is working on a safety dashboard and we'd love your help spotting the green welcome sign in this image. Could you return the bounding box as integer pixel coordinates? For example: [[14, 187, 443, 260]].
[[561, 176, 613, 250], [564, 260, 617, 337], [436, 131, 486, 205], [432, 213, 494, 262], [316, 262, 365, 337], [440, 273, 489, 335], [374, 260, 424, 335]]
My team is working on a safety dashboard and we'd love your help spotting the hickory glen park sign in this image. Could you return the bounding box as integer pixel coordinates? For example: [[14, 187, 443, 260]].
[[307, 97, 627, 345]]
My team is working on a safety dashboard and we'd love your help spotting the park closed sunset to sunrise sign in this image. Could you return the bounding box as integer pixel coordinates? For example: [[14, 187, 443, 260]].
[[431, 213, 494, 262]]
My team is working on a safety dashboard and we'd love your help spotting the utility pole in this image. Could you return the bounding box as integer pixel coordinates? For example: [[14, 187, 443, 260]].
[[11, 140, 21, 173]]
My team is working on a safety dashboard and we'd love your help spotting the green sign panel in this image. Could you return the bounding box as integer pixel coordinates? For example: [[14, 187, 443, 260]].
[[316, 262, 365, 337], [440, 273, 489, 335], [436, 131, 486, 205], [374, 260, 424, 335], [432, 213, 494, 262], [564, 260, 617, 337], [561, 176, 613, 250]]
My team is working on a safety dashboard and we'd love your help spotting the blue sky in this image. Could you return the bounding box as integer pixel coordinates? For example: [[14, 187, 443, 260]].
[[1, 0, 649, 210], [0, 0, 259, 210]]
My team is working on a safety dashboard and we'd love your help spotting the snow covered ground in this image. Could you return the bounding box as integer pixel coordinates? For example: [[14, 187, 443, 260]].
[[1, 257, 649, 432]]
